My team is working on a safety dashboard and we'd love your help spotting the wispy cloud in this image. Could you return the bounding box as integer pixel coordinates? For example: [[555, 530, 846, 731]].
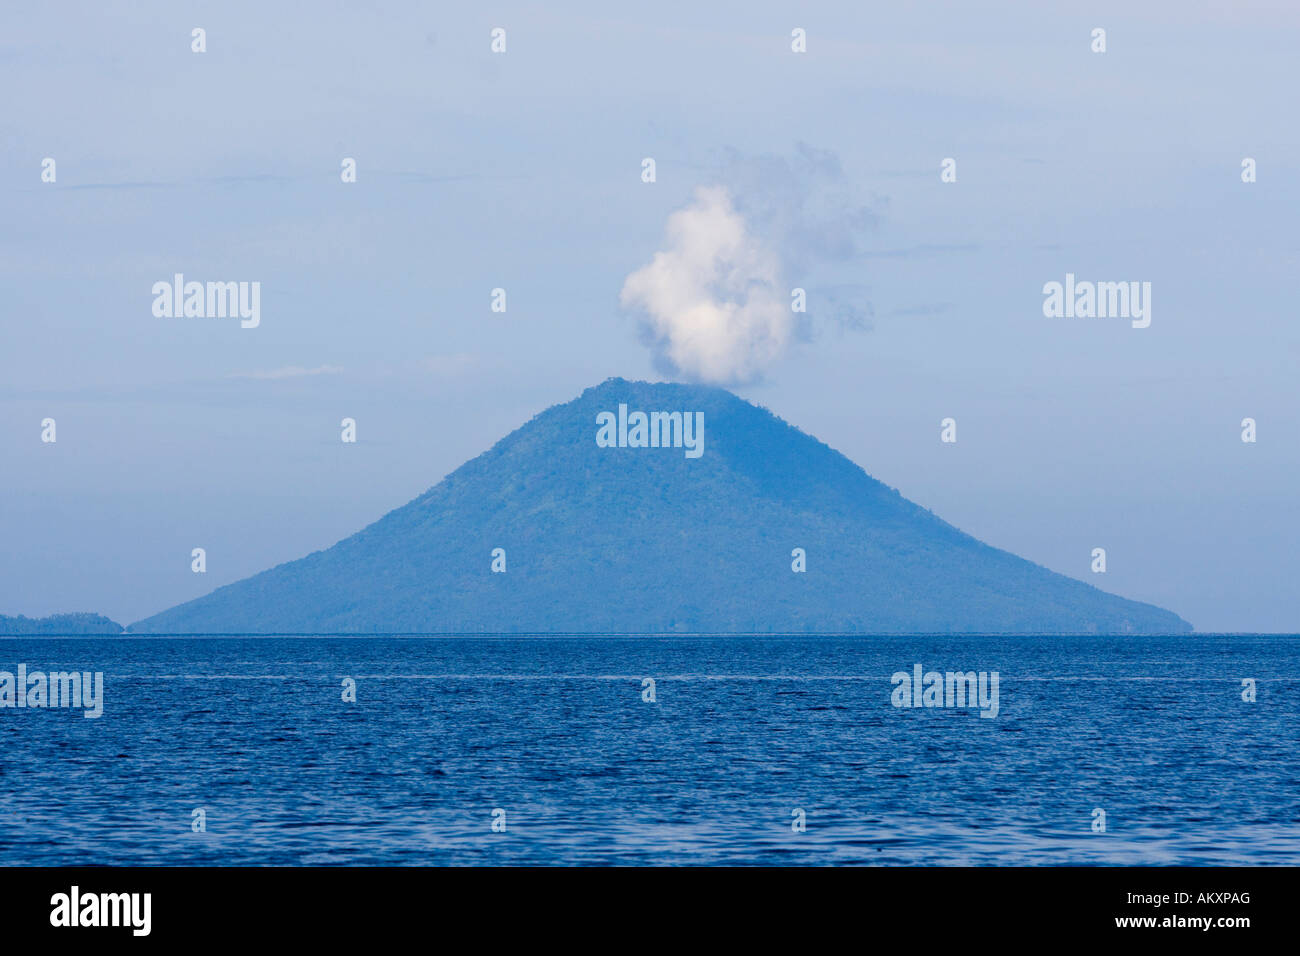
[[228, 365, 343, 381], [420, 353, 479, 376], [861, 243, 979, 259]]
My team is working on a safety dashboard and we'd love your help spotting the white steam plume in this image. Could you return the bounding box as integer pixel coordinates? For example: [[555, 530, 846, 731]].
[[620, 145, 880, 384], [619, 186, 791, 385]]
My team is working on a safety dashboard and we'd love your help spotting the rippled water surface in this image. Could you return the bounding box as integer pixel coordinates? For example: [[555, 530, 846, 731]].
[[0, 635, 1296, 865]]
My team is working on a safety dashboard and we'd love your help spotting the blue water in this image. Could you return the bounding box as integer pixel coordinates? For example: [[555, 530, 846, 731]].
[[0, 635, 1296, 865]]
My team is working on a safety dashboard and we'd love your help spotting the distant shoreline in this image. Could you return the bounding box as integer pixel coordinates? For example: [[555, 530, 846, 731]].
[[3, 630, 1298, 639]]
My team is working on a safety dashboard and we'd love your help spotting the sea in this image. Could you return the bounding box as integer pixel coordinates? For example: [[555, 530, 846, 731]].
[[0, 634, 1296, 865]]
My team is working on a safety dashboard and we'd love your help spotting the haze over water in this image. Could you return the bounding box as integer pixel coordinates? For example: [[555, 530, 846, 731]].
[[1, 635, 1295, 865]]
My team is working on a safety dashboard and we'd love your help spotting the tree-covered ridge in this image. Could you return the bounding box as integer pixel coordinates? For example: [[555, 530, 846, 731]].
[[0, 613, 125, 635]]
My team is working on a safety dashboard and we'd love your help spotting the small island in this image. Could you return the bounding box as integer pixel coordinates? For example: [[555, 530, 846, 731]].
[[0, 613, 125, 635]]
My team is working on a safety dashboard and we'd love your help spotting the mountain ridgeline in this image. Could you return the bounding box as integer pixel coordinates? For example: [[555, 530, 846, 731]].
[[131, 379, 1191, 635]]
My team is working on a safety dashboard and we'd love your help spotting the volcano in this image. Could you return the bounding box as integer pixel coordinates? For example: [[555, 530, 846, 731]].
[[129, 378, 1191, 634]]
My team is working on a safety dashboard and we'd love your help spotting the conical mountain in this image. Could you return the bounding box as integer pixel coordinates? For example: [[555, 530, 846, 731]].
[[130, 378, 1191, 634]]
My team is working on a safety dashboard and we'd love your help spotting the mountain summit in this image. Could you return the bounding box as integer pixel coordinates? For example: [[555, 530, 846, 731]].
[[131, 379, 1190, 634]]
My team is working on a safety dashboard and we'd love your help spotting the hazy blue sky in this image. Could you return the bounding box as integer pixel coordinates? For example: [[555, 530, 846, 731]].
[[2, 1, 1298, 631]]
